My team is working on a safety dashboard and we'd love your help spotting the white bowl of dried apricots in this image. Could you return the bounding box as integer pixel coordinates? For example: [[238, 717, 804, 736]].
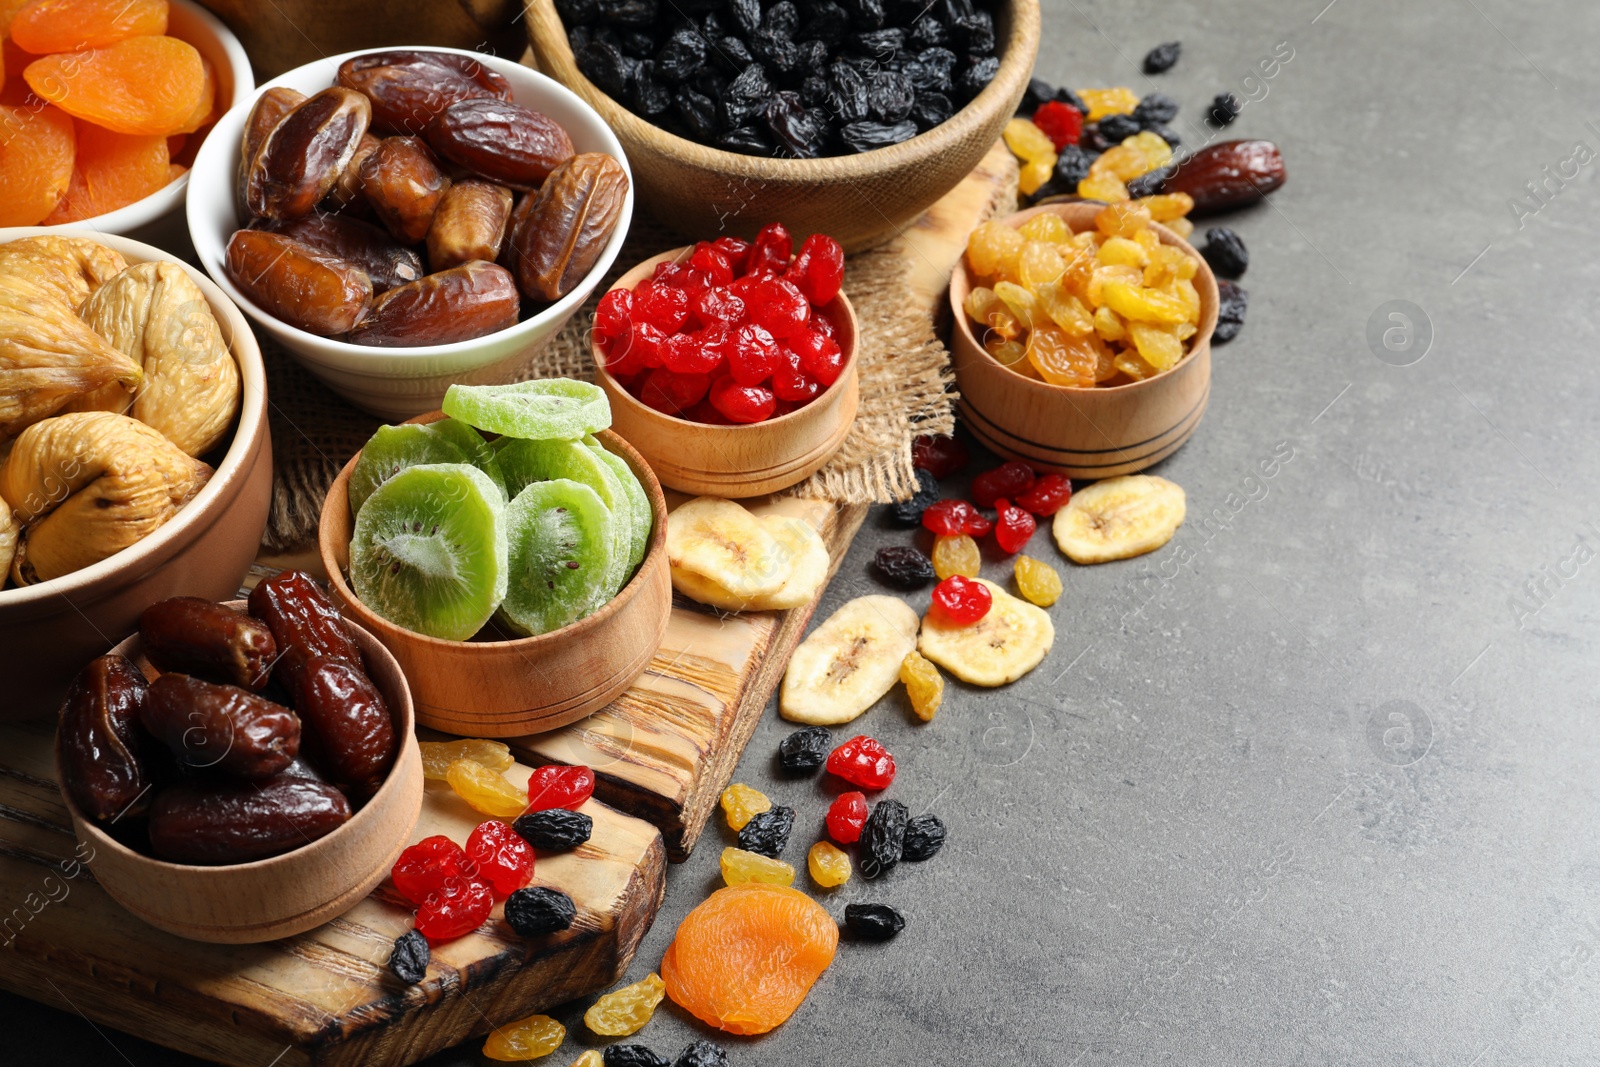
[[949, 199, 1218, 478], [0, 0, 253, 243]]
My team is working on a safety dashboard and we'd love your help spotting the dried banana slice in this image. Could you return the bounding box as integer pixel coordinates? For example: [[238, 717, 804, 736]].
[[0, 272, 142, 438], [780, 595, 920, 724], [671, 513, 829, 612], [667, 497, 787, 599], [1052, 474, 1185, 564], [917, 579, 1054, 687]]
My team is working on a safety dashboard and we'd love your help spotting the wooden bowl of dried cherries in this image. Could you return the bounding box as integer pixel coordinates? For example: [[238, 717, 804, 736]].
[[54, 571, 424, 944]]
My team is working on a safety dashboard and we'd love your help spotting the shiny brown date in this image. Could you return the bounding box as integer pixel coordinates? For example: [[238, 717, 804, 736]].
[[139, 597, 277, 690], [349, 261, 519, 347], [281, 655, 396, 791], [262, 213, 424, 294], [147, 776, 351, 865], [325, 131, 381, 214], [337, 49, 512, 135], [426, 179, 514, 271], [238, 86, 307, 194], [359, 136, 450, 245], [142, 674, 300, 779], [426, 98, 573, 189], [508, 152, 629, 302], [248, 570, 363, 667], [246, 87, 371, 220], [57, 654, 151, 823], [225, 229, 373, 336], [1165, 139, 1286, 215]]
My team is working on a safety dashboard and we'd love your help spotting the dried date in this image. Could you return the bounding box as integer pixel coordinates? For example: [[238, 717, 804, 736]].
[[246, 87, 371, 220], [141, 674, 301, 780], [426, 179, 514, 271], [337, 50, 512, 135], [325, 131, 380, 213], [57, 654, 152, 823], [279, 655, 395, 791], [262, 213, 424, 294], [506, 152, 629, 302], [1166, 139, 1286, 216], [147, 775, 351, 865], [247, 570, 363, 669], [425, 98, 574, 189], [238, 86, 307, 192], [359, 136, 450, 245], [225, 229, 373, 336], [348, 261, 519, 347], [139, 597, 276, 690]]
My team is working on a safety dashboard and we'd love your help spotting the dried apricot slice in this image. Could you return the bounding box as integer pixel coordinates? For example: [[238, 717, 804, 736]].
[[11, 0, 168, 53], [0, 103, 75, 224], [169, 53, 215, 135], [660, 883, 837, 1035], [24, 35, 204, 136], [41, 123, 169, 222]]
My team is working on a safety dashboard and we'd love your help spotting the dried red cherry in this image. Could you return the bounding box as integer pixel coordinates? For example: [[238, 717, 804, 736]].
[[993, 498, 1037, 554], [972, 460, 1036, 507], [525, 764, 595, 810], [826, 790, 869, 843], [1015, 472, 1072, 515], [825, 735, 896, 790], [931, 574, 992, 625], [921, 499, 993, 537]]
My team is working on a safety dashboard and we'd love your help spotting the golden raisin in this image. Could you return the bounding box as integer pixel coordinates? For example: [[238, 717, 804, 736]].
[[584, 972, 666, 1037], [420, 738, 513, 780], [931, 534, 980, 579], [1014, 555, 1062, 607], [1002, 117, 1055, 162], [446, 757, 526, 818], [482, 1013, 564, 1061], [807, 840, 852, 887], [568, 1054, 603, 1067], [720, 782, 771, 831], [965, 219, 1024, 278], [898, 651, 944, 722], [1077, 86, 1139, 120], [1017, 213, 1070, 244], [720, 846, 795, 887]]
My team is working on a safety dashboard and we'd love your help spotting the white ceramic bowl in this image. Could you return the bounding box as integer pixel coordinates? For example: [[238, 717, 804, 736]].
[[30, 0, 253, 247], [187, 47, 635, 419]]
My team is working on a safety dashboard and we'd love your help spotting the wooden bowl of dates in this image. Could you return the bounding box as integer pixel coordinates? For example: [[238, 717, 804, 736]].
[[55, 599, 424, 944], [185, 47, 634, 420], [524, 0, 1041, 253], [590, 247, 861, 497], [0, 229, 272, 721], [317, 416, 673, 737], [948, 201, 1218, 478]]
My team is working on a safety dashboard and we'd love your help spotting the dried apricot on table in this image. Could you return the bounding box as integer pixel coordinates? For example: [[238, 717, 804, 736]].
[[10, 0, 169, 53], [660, 883, 838, 1035], [25, 35, 206, 136], [0, 103, 74, 225], [41, 124, 169, 223]]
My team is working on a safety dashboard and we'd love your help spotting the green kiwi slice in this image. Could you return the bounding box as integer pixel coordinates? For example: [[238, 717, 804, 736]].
[[348, 419, 505, 516], [441, 378, 610, 441], [349, 463, 507, 641], [498, 478, 618, 637], [585, 435, 652, 577], [495, 437, 631, 596]]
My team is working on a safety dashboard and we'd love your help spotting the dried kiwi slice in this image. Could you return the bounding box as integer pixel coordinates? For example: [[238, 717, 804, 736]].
[[349, 463, 507, 641], [348, 419, 505, 516], [496, 437, 630, 596], [497, 478, 617, 637], [442, 378, 610, 441], [585, 435, 651, 577]]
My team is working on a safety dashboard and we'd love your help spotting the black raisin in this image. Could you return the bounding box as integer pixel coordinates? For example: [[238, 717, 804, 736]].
[[675, 86, 718, 141], [910, 90, 953, 130], [605, 1045, 671, 1067], [865, 70, 915, 123], [840, 118, 917, 152], [1201, 227, 1249, 278], [1214, 279, 1249, 343], [387, 928, 428, 983], [906, 46, 956, 93], [800, 74, 830, 107], [1019, 75, 1056, 114], [729, 0, 762, 36], [719, 62, 772, 128], [1132, 92, 1179, 126], [1209, 91, 1242, 126], [717, 124, 772, 153], [1125, 165, 1172, 200], [796, 38, 829, 76], [1096, 112, 1140, 142], [629, 68, 673, 117], [844, 902, 905, 940], [778, 725, 832, 773], [845, 0, 886, 30], [672, 1040, 730, 1067], [827, 61, 871, 123], [805, 1, 851, 44], [767, 96, 828, 158], [692, 68, 729, 98], [854, 27, 905, 59], [902, 812, 946, 860], [1052, 144, 1093, 188], [1078, 125, 1112, 153], [957, 54, 998, 99], [504, 886, 577, 937], [597, 0, 657, 25], [555, 0, 599, 23], [657, 26, 709, 82], [620, 30, 656, 58], [751, 29, 801, 75], [577, 40, 633, 98], [714, 35, 754, 72], [736, 805, 795, 857], [763, 0, 800, 38], [950, 11, 994, 52], [890, 467, 938, 524], [513, 809, 593, 850], [859, 798, 908, 879], [1143, 40, 1181, 74], [909, 14, 947, 47], [872, 546, 936, 589], [1052, 85, 1090, 117], [1146, 123, 1181, 147]]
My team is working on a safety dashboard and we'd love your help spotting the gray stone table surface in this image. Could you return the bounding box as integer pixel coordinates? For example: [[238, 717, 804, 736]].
[[7, 0, 1600, 1063]]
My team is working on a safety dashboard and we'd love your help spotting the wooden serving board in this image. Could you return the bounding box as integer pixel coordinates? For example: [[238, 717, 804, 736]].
[[0, 719, 664, 1067]]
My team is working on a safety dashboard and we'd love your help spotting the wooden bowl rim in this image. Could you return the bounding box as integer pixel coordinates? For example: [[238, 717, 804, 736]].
[[319, 422, 671, 652], [525, 0, 1042, 181], [948, 200, 1221, 395], [591, 246, 860, 432], [56, 602, 418, 874]]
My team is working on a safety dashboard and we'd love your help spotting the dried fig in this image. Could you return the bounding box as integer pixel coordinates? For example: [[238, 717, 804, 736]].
[[70, 261, 241, 457], [337, 49, 512, 135], [57, 653, 152, 823], [246, 87, 372, 220], [359, 135, 450, 245], [225, 229, 373, 336], [262, 213, 424, 293], [425, 98, 574, 189], [348, 261, 520, 347], [426, 179, 514, 271], [0, 235, 128, 310], [0, 412, 211, 584], [507, 153, 629, 302]]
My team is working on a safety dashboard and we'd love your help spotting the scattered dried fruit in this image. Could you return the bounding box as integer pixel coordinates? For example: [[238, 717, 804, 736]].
[[807, 841, 852, 887], [899, 650, 945, 722], [586, 972, 667, 1037], [483, 1013, 565, 1062], [844, 902, 905, 941], [504, 885, 577, 937], [720, 846, 794, 887], [720, 782, 772, 831]]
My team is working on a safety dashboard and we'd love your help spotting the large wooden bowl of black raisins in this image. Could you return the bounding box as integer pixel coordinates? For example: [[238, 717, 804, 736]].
[[526, 0, 1040, 252]]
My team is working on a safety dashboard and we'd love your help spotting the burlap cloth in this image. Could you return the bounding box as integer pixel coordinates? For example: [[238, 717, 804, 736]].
[[261, 209, 1010, 552]]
